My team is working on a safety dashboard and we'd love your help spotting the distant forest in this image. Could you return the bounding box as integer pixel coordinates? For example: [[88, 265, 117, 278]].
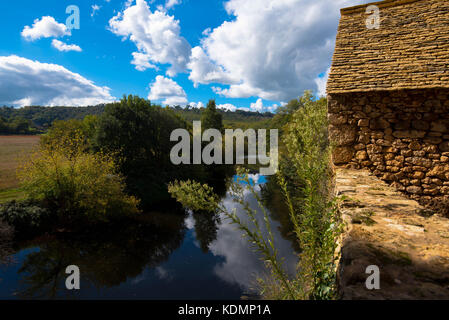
[[0, 104, 274, 134]]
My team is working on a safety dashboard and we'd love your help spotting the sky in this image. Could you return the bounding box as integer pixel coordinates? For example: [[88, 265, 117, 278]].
[[0, 0, 372, 112]]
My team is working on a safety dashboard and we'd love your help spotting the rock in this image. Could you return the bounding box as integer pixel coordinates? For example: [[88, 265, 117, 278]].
[[406, 186, 422, 194], [409, 141, 422, 150], [357, 119, 369, 127], [370, 118, 390, 130], [439, 141, 449, 152], [412, 120, 430, 131], [412, 171, 425, 179], [427, 165, 449, 179], [328, 113, 347, 125], [431, 121, 448, 133], [393, 130, 426, 139], [329, 125, 357, 146], [355, 150, 368, 161], [333, 147, 354, 164]]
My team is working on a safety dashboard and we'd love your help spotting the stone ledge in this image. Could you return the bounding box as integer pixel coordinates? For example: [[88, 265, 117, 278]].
[[335, 167, 449, 299]]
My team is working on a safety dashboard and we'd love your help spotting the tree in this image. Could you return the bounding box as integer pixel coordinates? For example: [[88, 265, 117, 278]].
[[201, 100, 223, 132], [94, 95, 197, 208], [18, 133, 139, 227]]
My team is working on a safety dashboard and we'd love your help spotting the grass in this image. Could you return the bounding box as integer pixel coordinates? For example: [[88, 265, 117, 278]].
[[0, 135, 40, 203]]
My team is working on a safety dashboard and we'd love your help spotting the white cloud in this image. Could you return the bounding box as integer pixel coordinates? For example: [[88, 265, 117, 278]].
[[0, 56, 114, 106], [21, 16, 70, 41], [131, 52, 157, 71], [217, 103, 237, 112], [189, 101, 204, 109], [109, 0, 191, 76], [315, 67, 330, 97], [249, 98, 278, 113], [190, 0, 371, 101], [165, 0, 181, 9], [187, 46, 239, 88], [148, 75, 187, 105], [91, 4, 102, 17], [51, 39, 82, 52]]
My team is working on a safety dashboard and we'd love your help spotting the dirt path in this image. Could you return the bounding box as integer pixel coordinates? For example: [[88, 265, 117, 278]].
[[336, 168, 449, 299]]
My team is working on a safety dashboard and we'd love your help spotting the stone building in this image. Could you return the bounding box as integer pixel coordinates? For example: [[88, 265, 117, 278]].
[[327, 0, 449, 212]]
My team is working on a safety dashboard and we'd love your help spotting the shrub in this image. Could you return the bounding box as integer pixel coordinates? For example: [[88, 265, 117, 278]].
[[17, 134, 140, 226], [0, 200, 50, 233]]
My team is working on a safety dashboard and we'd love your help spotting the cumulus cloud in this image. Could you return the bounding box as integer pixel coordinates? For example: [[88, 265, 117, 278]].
[[249, 98, 278, 113], [51, 39, 82, 52], [190, 0, 371, 101], [165, 0, 181, 10], [0, 56, 114, 106], [217, 103, 237, 112], [21, 16, 70, 41], [189, 101, 204, 109], [187, 46, 239, 88], [109, 0, 191, 76], [148, 75, 187, 105]]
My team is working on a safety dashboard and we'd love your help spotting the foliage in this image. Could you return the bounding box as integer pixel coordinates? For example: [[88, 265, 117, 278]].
[[95, 95, 205, 208], [278, 92, 341, 299], [0, 115, 37, 134], [169, 91, 342, 300], [40, 116, 98, 152], [169, 168, 299, 299], [0, 105, 105, 129], [0, 104, 273, 134], [17, 132, 140, 227], [201, 100, 223, 132], [0, 200, 50, 233], [168, 180, 219, 213]]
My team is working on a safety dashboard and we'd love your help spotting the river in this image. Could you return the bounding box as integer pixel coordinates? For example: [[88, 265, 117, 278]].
[[0, 174, 298, 299]]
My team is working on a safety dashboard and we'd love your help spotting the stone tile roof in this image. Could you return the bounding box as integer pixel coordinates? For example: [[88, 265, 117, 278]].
[[327, 0, 449, 94]]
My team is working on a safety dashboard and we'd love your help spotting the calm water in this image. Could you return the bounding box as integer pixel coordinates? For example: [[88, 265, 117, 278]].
[[0, 175, 298, 300]]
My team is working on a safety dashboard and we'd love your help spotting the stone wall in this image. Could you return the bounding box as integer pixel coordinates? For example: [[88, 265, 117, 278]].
[[328, 88, 449, 211]]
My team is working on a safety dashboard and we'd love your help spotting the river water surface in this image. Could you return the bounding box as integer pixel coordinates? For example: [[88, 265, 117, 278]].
[[0, 175, 298, 299]]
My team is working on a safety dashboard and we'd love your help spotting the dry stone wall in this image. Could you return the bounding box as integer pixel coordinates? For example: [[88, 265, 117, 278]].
[[328, 88, 449, 211]]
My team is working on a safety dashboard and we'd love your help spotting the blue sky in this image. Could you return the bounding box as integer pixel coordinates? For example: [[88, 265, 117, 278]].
[[0, 0, 371, 112]]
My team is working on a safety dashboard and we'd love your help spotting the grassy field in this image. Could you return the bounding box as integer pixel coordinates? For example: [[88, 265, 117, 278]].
[[0, 135, 40, 203]]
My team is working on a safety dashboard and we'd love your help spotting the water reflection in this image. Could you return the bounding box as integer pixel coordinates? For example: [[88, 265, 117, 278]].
[[209, 175, 298, 290], [0, 175, 298, 299], [14, 212, 186, 299]]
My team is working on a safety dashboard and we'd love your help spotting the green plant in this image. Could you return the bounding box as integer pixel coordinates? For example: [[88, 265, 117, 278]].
[[17, 132, 140, 226], [0, 200, 50, 233], [169, 168, 299, 299], [169, 92, 342, 300], [278, 92, 342, 299]]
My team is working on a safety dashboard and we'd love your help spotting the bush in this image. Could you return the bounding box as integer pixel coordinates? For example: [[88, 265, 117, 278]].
[[0, 200, 50, 233], [17, 133, 140, 227]]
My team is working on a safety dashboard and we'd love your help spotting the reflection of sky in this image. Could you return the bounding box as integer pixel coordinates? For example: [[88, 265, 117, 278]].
[[209, 174, 298, 293], [0, 175, 298, 299]]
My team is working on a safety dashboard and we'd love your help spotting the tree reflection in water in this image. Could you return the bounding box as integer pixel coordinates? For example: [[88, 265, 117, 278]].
[[16, 211, 187, 299]]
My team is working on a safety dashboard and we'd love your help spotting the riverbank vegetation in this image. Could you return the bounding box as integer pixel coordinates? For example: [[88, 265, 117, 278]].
[[0, 92, 341, 300], [169, 92, 342, 300]]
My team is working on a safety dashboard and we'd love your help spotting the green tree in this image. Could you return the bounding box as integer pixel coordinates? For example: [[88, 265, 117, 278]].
[[201, 99, 223, 132], [18, 133, 139, 227], [94, 95, 196, 208]]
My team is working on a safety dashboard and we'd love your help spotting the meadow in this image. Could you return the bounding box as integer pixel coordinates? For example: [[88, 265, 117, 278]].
[[0, 135, 40, 203]]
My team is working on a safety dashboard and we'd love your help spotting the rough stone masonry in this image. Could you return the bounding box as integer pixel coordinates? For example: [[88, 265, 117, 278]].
[[327, 0, 449, 213]]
